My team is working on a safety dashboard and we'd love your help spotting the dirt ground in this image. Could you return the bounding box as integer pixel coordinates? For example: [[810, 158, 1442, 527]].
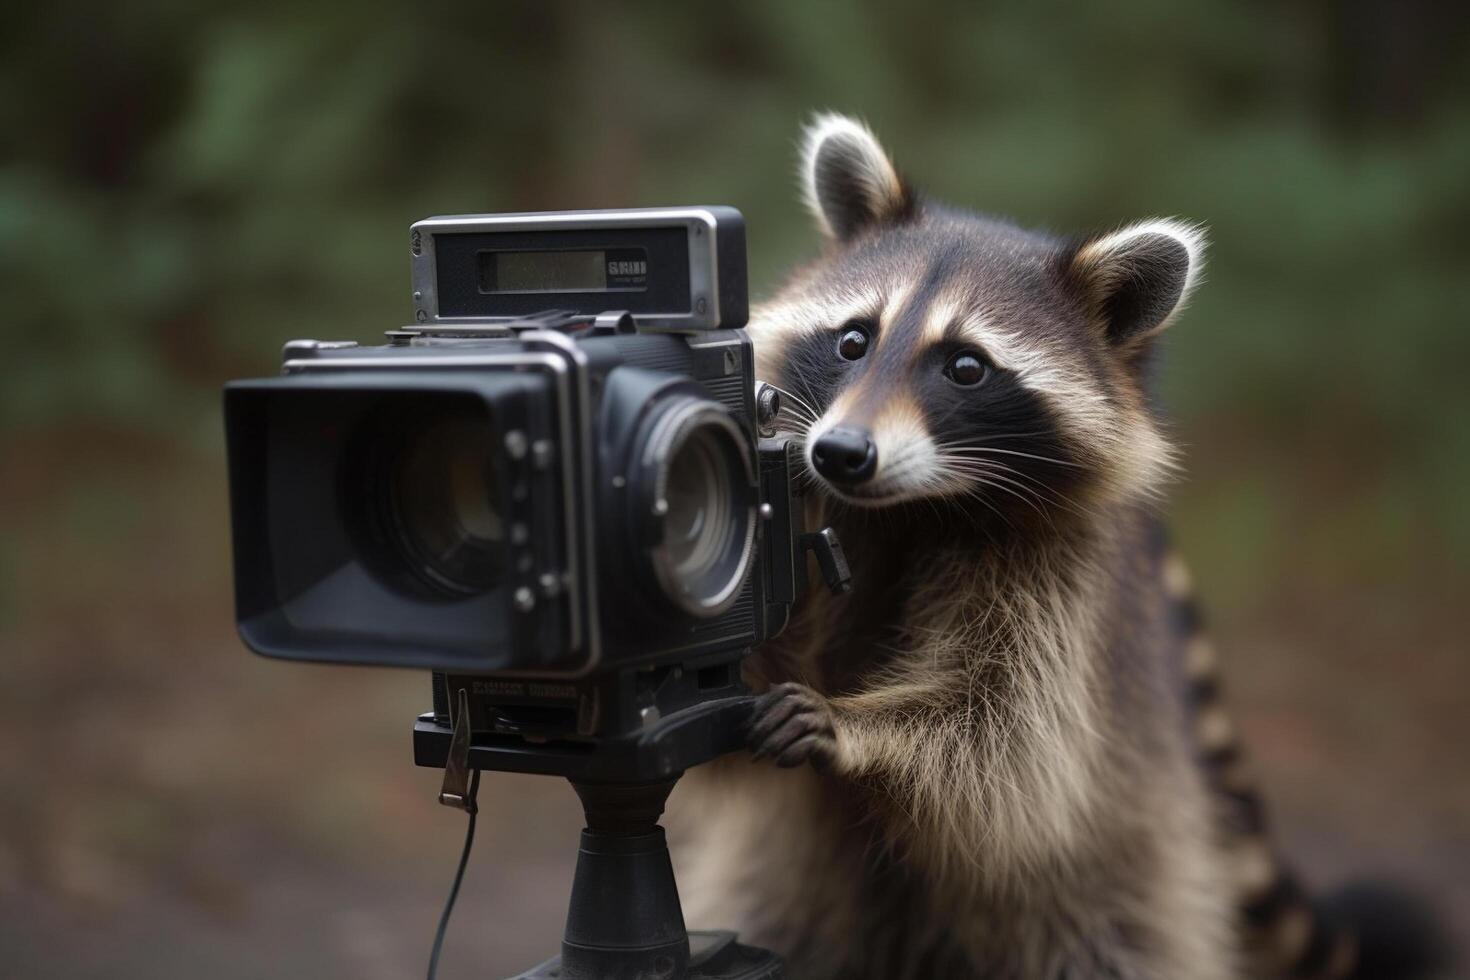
[[0, 432, 1464, 978]]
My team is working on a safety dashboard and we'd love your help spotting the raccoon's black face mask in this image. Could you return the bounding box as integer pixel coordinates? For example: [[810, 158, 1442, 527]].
[[751, 113, 1204, 529]]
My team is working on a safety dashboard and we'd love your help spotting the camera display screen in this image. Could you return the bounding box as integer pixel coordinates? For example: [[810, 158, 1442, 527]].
[[479, 248, 649, 294], [434, 223, 697, 319]]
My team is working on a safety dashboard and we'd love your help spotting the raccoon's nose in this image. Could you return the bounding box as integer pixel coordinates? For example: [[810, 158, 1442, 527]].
[[812, 427, 878, 485]]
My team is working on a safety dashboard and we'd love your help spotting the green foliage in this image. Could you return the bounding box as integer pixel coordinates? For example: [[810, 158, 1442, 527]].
[[1, 0, 1467, 571]]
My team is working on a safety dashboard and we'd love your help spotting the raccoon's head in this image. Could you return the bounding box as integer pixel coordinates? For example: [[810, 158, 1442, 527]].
[[752, 114, 1204, 531]]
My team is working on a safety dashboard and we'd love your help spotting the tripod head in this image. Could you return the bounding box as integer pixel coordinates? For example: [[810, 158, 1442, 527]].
[[416, 688, 787, 979]]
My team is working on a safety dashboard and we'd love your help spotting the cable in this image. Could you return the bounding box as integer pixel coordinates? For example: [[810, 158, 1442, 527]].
[[427, 768, 481, 980]]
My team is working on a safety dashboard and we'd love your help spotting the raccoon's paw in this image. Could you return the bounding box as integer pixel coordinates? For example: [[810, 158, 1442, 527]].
[[747, 682, 837, 770]]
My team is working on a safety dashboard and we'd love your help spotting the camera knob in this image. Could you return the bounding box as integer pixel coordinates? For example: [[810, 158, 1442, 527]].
[[755, 383, 782, 435]]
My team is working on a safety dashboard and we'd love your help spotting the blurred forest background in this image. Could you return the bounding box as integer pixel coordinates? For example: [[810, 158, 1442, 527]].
[[2, 1, 1467, 976]]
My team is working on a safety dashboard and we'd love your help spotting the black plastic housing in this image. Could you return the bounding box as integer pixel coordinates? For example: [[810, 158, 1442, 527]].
[[224, 325, 795, 695]]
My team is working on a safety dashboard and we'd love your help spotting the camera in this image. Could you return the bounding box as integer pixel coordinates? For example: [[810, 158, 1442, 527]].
[[224, 206, 844, 978], [224, 206, 844, 772]]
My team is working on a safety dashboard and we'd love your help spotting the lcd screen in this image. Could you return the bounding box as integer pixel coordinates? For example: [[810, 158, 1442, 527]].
[[481, 250, 608, 293]]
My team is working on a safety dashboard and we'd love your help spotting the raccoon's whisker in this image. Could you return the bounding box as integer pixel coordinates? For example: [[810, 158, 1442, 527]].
[[777, 404, 820, 427], [937, 461, 1059, 525], [915, 485, 946, 529], [761, 382, 821, 424], [973, 429, 1057, 443], [971, 476, 1052, 523], [989, 468, 1096, 519], [940, 446, 1086, 469], [771, 409, 819, 433], [933, 427, 1056, 449], [851, 458, 934, 490], [953, 465, 1049, 504], [773, 404, 817, 424], [945, 469, 1084, 520], [791, 378, 829, 423], [774, 421, 815, 444], [934, 457, 1092, 518], [876, 445, 930, 473], [771, 408, 816, 443], [940, 464, 1082, 510], [978, 462, 1095, 519], [950, 484, 1017, 533], [925, 398, 976, 432], [960, 474, 1081, 526], [773, 411, 815, 428]]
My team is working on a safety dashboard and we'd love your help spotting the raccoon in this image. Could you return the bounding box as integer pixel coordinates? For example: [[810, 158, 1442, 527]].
[[667, 115, 1410, 980]]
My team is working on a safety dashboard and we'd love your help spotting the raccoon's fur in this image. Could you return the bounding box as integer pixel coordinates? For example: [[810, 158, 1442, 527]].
[[667, 115, 1378, 979]]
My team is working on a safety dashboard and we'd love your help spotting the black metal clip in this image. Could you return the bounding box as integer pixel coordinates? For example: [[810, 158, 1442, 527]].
[[802, 527, 852, 595], [438, 687, 478, 814]]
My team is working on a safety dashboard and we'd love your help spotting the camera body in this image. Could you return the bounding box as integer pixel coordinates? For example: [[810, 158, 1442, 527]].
[[224, 208, 817, 755]]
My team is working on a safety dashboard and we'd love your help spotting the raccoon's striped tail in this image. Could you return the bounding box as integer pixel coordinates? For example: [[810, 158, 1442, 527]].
[[1163, 554, 1448, 980]]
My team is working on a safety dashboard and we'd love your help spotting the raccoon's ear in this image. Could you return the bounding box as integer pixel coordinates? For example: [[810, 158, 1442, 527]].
[[1068, 219, 1206, 346], [800, 113, 916, 241]]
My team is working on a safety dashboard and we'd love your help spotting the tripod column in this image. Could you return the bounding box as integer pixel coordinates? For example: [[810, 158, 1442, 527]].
[[561, 777, 690, 980]]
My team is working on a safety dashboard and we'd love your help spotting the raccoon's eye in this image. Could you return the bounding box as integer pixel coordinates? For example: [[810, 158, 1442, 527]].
[[836, 323, 871, 361], [944, 351, 989, 386]]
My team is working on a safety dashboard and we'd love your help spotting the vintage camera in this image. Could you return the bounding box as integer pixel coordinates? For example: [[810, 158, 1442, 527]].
[[225, 207, 845, 978], [224, 207, 845, 773]]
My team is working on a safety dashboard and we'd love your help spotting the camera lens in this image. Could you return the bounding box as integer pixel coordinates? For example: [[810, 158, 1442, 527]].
[[642, 399, 755, 618], [382, 409, 503, 596], [663, 429, 729, 578]]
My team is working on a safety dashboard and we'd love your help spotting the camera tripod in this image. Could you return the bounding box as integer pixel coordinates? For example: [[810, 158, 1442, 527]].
[[415, 689, 785, 980]]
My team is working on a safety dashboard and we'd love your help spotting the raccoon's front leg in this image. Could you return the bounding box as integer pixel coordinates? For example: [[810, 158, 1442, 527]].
[[746, 682, 837, 769], [745, 671, 1089, 895], [744, 677, 1236, 980]]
